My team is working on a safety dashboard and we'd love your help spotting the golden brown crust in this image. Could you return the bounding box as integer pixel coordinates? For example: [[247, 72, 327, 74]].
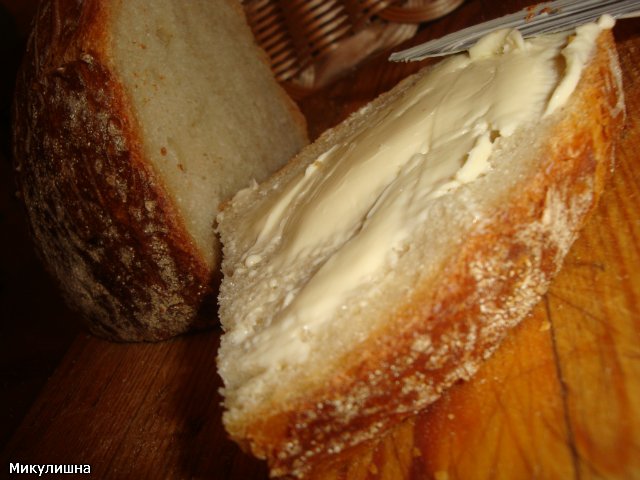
[[12, 0, 214, 341], [229, 32, 625, 478]]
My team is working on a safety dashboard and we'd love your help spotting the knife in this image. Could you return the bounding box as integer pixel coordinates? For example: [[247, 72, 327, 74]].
[[389, 0, 640, 62]]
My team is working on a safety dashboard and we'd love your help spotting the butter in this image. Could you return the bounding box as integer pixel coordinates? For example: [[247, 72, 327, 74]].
[[546, 15, 615, 115], [231, 19, 613, 371]]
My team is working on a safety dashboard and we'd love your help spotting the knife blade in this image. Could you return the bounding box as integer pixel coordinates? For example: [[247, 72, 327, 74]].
[[389, 0, 640, 62]]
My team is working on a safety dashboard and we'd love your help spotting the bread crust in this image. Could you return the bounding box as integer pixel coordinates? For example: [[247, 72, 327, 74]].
[[226, 32, 625, 477], [12, 0, 214, 341]]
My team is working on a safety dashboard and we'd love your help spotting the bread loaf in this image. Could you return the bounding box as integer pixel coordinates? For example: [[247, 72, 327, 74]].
[[216, 19, 625, 477], [12, 0, 307, 341]]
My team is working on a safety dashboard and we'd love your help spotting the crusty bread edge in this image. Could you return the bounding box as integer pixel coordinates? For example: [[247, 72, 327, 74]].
[[225, 31, 625, 478], [12, 0, 214, 341]]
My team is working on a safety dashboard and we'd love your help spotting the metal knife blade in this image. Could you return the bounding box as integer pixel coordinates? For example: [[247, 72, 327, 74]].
[[389, 0, 640, 62]]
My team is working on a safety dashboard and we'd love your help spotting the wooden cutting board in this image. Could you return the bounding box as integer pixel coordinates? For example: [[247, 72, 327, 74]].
[[2, 2, 639, 479]]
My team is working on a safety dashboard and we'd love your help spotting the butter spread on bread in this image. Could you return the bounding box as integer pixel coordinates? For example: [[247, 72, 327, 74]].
[[229, 17, 616, 374], [217, 16, 624, 478]]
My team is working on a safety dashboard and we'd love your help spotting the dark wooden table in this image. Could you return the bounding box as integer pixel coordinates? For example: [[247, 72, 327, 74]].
[[2, 1, 639, 478]]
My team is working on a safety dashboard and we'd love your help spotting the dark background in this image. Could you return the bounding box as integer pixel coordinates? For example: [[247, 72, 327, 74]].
[[0, 0, 82, 447]]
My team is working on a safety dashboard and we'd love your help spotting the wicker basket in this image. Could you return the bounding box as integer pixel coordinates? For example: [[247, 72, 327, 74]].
[[243, 0, 464, 92]]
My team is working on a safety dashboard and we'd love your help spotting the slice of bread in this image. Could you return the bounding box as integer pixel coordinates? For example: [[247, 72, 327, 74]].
[[12, 0, 307, 341], [217, 21, 625, 477]]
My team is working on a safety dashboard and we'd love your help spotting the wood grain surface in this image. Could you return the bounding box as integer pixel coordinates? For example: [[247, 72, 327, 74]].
[[1, 1, 639, 479]]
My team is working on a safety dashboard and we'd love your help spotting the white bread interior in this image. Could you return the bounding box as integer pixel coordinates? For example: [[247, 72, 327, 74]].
[[109, 0, 306, 267], [216, 25, 624, 477]]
